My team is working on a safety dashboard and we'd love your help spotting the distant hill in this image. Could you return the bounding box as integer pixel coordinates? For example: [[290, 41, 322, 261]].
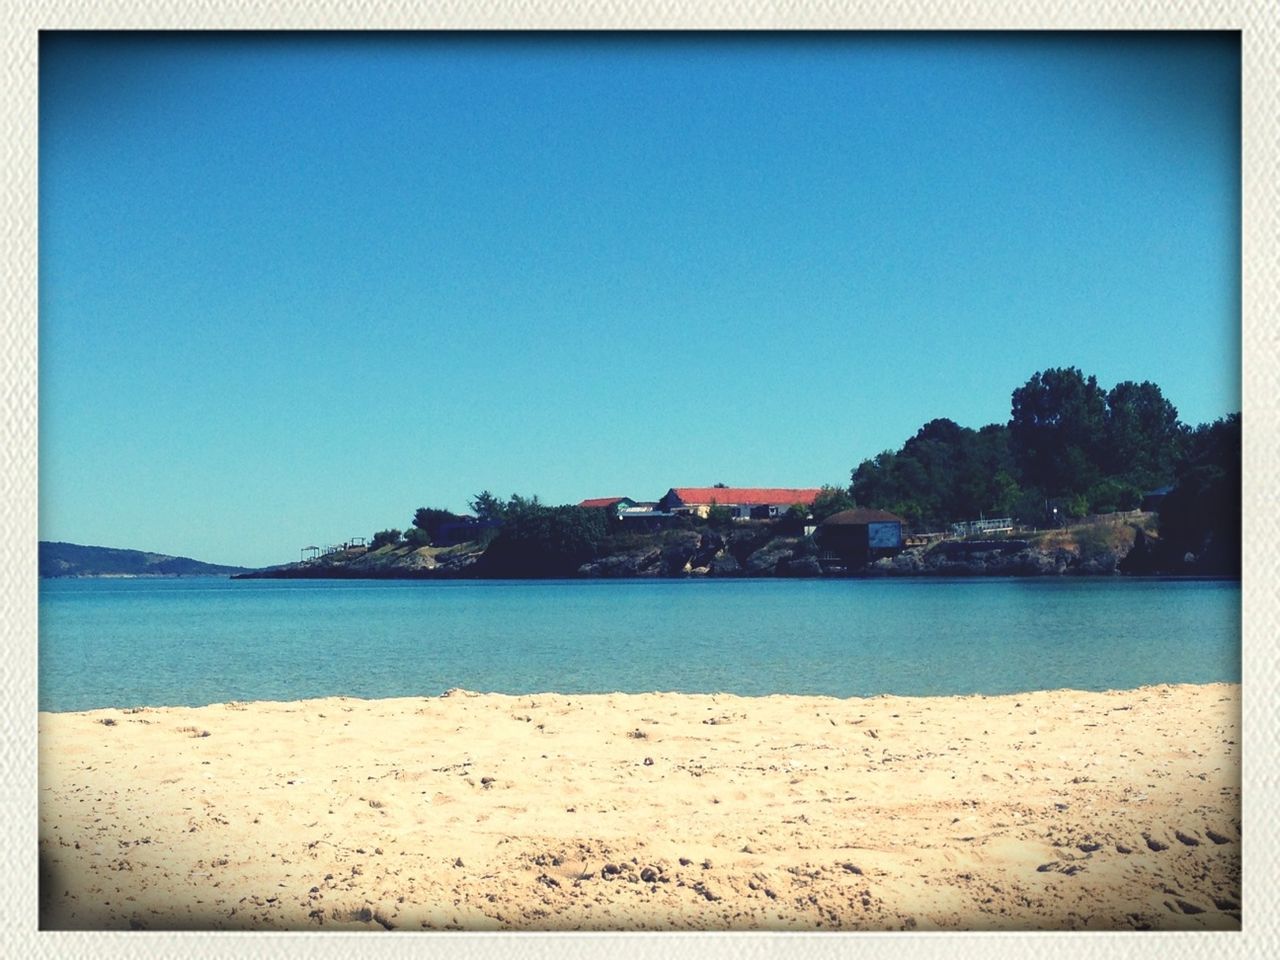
[[39, 541, 251, 579]]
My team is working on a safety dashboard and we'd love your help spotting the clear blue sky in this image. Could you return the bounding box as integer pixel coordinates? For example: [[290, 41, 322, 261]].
[[39, 32, 1241, 568]]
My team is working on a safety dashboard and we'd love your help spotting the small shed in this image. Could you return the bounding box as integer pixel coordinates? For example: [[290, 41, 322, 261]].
[[818, 508, 905, 564]]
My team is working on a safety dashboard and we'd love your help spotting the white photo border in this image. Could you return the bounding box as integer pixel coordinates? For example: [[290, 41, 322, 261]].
[[4, 3, 1274, 959]]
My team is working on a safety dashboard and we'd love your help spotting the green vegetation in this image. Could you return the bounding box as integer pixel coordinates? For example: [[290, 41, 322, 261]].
[[1153, 414, 1241, 574], [853, 418, 1019, 530], [810, 485, 856, 521], [1025, 514, 1158, 562], [340, 368, 1237, 579], [410, 506, 464, 543], [705, 503, 736, 530], [850, 367, 1239, 564], [369, 528, 402, 550], [39, 542, 251, 579], [469, 491, 506, 522], [478, 495, 609, 577]]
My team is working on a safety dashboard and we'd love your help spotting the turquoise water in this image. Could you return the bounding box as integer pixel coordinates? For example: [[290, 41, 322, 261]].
[[38, 577, 1240, 712]]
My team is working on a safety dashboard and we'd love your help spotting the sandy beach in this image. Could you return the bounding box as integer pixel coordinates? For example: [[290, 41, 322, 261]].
[[38, 683, 1240, 931]]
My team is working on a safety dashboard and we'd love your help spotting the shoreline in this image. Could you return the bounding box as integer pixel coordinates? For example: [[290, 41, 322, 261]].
[[229, 569, 1243, 581], [39, 683, 1241, 931], [37, 675, 1241, 716]]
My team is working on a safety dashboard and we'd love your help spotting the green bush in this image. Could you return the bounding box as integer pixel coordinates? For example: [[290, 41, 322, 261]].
[[1086, 478, 1142, 514], [706, 504, 736, 530], [369, 528, 402, 550], [403, 527, 433, 548], [479, 500, 608, 577]]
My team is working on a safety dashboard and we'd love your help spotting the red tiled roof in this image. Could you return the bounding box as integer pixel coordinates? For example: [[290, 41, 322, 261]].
[[667, 487, 822, 506], [578, 497, 630, 509]]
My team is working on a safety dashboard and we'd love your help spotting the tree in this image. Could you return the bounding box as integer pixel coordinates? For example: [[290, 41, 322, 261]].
[[411, 506, 462, 544], [1102, 380, 1183, 492], [810, 485, 855, 522], [785, 503, 810, 521], [1157, 414, 1240, 572], [469, 491, 506, 522], [1084, 477, 1142, 514], [403, 527, 434, 547], [1009, 367, 1108, 499], [951, 424, 1021, 518], [479, 500, 608, 577], [851, 450, 933, 529], [849, 420, 1020, 530], [706, 503, 736, 529], [369, 528, 402, 550]]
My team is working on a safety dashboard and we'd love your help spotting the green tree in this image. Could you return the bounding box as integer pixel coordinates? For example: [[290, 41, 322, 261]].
[[1157, 414, 1241, 572], [411, 506, 463, 544], [952, 424, 1021, 518], [479, 500, 607, 577], [706, 502, 736, 530], [369, 528, 402, 550], [1102, 380, 1183, 492], [851, 419, 1016, 529], [469, 491, 506, 522], [1084, 478, 1142, 514], [810, 485, 855, 522], [852, 449, 933, 529], [1009, 367, 1108, 499], [403, 527, 434, 547]]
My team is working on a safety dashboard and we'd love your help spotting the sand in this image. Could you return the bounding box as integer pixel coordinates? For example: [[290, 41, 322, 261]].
[[38, 683, 1240, 932]]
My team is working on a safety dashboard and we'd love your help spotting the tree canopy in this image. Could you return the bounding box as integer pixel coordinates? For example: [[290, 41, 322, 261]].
[[369, 528, 402, 550], [469, 491, 506, 522], [477, 495, 608, 577], [410, 506, 464, 544], [353, 367, 1237, 577], [852, 418, 1019, 530], [1009, 367, 1108, 498], [849, 367, 1236, 542], [810, 485, 856, 522]]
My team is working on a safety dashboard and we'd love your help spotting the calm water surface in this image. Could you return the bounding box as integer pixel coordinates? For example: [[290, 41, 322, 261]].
[[38, 577, 1240, 712]]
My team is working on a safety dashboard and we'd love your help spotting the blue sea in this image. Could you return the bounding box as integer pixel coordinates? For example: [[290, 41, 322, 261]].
[[38, 577, 1240, 713]]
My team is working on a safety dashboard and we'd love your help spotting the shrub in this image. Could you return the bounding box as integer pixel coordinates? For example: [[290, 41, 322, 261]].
[[479, 502, 608, 577], [369, 529, 402, 550], [706, 504, 736, 530], [403, 527, 433, 548]]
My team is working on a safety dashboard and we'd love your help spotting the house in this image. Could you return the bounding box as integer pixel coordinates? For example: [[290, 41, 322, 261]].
[[618, 500, 661, 516], [818, 508, 905, 566], [578, 497, 637, 518], [657, 487, 822, 520]]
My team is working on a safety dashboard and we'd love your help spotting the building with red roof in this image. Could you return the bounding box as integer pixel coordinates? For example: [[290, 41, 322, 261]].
[[578, 497, 636, 511], [657, 487, 822, 520]]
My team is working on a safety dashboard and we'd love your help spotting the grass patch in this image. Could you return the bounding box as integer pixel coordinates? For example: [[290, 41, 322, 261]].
[[1024, 516, 1154, 559]]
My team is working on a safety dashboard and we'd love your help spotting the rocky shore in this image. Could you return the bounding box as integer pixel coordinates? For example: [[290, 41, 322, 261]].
[[235, 514, 1232, 582], [867, 539, 1122, 577]]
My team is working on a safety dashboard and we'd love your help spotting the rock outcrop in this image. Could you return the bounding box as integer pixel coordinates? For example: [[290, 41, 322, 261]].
[[577, 548, 663, 578], [238, 519, 1191, 581], [865, 536, 1131, 577]]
